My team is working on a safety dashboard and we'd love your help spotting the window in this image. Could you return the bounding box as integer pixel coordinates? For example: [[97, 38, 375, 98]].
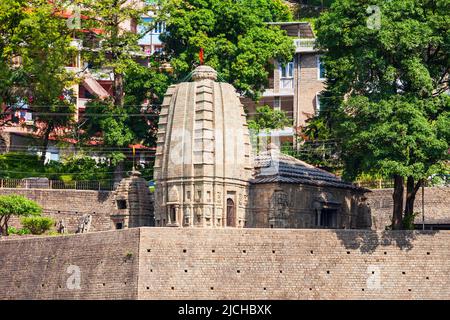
[[117, 200, 127, 209], [226, 199, 235, 227], [280, 62, 294, 78], [317, 56, 326, 80], [279, 61, 294, 89], [153, 45, 164, 54], [170, 206, 176, 223], [316, 209, 337, 228], [274, 97, 281, 110], [315, 93, 322, 114], [49, 152, 59, 162], [115, 222, 123, 230], [154, 21, 166, 34]]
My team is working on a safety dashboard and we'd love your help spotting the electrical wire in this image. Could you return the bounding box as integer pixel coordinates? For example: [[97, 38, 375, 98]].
[[1, 110, 295, 117]]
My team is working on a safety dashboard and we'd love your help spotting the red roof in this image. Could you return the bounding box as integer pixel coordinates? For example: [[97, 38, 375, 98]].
[[129, 144, 155, 150]]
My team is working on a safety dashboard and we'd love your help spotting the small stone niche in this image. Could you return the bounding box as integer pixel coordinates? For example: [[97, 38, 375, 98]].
[[116, 199, 127, 209]]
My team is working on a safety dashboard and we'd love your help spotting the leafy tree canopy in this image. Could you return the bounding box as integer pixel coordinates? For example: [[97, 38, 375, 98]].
[[0, 0, 77, 162], [0, 194, 42, 235], [159, 0, 295, 99], [338, 94, 449, 181], [248, 105, 292, 153], [316, 0, 449, 101], [248, 105, 292, 131], [313, 0, 450, 228]]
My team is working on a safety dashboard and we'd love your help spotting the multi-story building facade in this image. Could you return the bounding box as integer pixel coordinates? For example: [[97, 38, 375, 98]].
[[138, 11, 165, 56], [242, 22, 325, 145], [1, 2, 162, 165]]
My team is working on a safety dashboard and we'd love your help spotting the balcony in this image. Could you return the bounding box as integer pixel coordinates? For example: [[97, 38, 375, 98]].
[[90, 67, 114, 81], [294, 38, 317, 53]]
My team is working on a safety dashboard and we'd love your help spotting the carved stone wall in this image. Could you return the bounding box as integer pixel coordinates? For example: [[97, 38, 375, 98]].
[[248, 183, 370, 229], [154, 66, 253, 228]]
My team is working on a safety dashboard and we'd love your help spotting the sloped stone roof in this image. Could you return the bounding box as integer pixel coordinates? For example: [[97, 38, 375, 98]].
[[251, 150, 366, 191]]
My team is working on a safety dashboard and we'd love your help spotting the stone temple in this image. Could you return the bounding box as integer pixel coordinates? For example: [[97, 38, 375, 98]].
[[154, 65, 370, 229], [154, 65, 253, 228]]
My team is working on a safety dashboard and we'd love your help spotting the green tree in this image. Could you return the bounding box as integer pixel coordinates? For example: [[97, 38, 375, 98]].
[[80, 0, 155, 108], [159, 0, 295, 99], [0, 0, 77, 163], [0, 195, 42, 235], [248, 105, 292, 152], [78, 1, 170, 169], [314, 0, 450, 229], [123, 59, 171, 147]]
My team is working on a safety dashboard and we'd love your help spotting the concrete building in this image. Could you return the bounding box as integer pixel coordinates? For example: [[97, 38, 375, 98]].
[[242, 22, 325, 144], [138, 10, 165, 56], [0, 1, 158, 165]]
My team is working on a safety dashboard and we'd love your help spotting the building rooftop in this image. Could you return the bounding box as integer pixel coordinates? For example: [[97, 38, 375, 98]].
[[266, 21, 315, 38], [251, 148, 366, 191]]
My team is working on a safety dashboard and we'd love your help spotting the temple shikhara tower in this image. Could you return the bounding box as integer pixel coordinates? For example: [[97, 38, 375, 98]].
[[154, 65, 253, 228], [154, 65, 371, 230]]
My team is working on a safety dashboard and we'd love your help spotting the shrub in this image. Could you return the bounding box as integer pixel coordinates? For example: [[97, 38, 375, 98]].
[[7, 226, 18, 235], [7, 226, 31, 235], [20, 216, 54, 235], [0, 153, 45, 179], [18, 227, 31, 235]]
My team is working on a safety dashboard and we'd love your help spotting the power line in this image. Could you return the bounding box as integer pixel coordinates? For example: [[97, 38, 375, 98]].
[[1, 110, 295, 117], [2, 104, 162, 108], [1, 112, 160, 117], [0, 170, 131, 175], [4, 147, 156, 152]]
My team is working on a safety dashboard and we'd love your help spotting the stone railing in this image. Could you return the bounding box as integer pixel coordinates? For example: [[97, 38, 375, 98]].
[[0, 178, 116, 191]]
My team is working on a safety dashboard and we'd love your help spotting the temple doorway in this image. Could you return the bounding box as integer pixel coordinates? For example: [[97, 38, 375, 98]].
[[226, 198, 235, 227]]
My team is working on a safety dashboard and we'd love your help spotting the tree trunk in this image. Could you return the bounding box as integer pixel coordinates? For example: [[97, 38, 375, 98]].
[[113, 72, 124, 108], [0, 216, 4, 235], [4, 216, 9, 236], [391, 175, 404, 230], [0, 215, 10, 236], [40, 122, 54, 164], [403, 177, 422, 228]]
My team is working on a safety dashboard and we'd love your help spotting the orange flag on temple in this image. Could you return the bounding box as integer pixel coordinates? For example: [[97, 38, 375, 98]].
[[199, 48, 204, 65]]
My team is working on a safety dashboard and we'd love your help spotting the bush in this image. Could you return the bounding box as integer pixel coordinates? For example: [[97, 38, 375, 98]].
[[0, 152, 45, 179], [18, 227, 31, 235], [0, 152, 115, 181], [7, 226, 18, 235], [20, 216, 54, 235], [7, 226, 31, 235]]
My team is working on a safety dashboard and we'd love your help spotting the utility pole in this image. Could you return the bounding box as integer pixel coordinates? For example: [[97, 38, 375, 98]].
[[422, 179, 425, 231]]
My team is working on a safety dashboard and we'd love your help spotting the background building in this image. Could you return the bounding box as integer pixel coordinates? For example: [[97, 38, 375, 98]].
[[242, 22, 325, 145]]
